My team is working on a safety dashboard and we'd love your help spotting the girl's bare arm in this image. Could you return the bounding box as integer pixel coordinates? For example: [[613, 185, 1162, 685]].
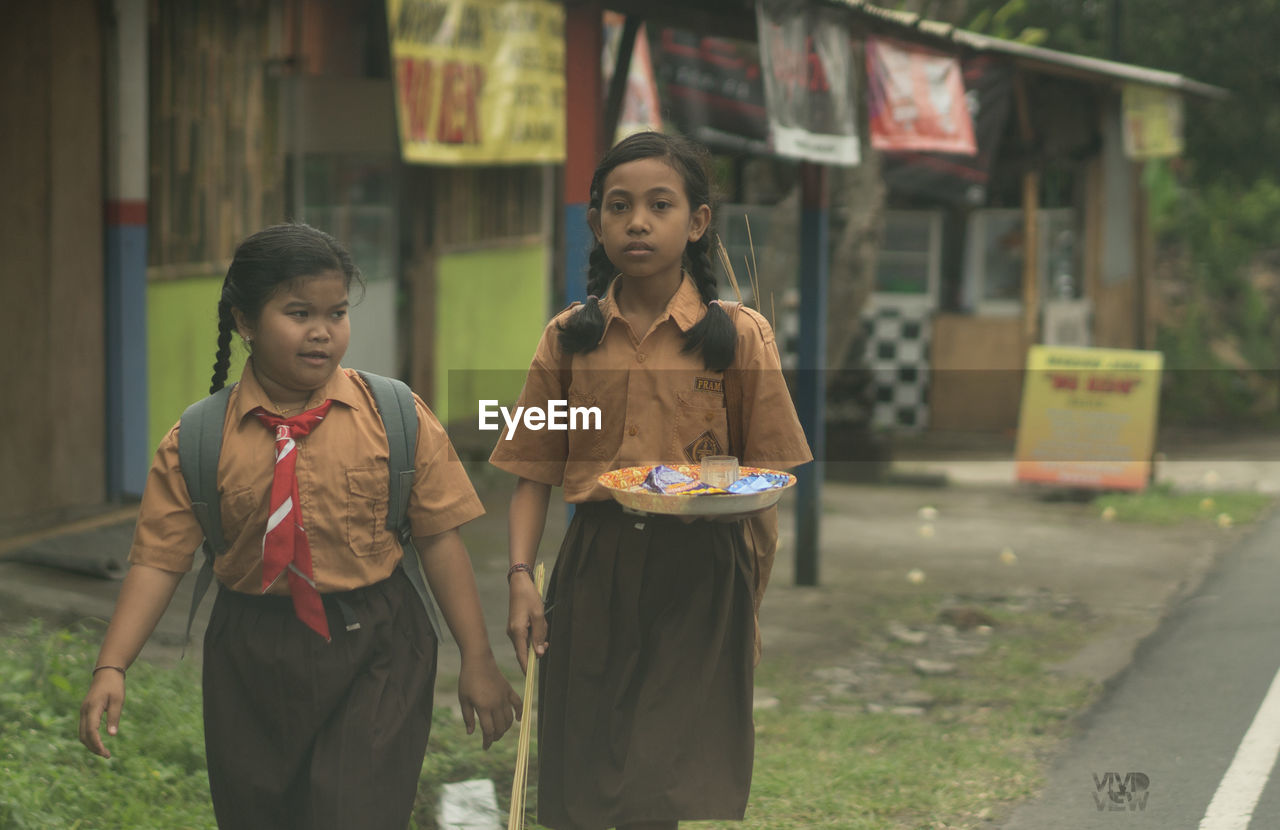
[[506, 477, 551, 673], [414, 528, 521, 749], [78, 563, 186, 757]]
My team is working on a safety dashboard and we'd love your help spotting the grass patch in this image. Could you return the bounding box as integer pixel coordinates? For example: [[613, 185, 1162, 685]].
[[686, 600, 1100, 829], [3, 597, 1101, 830], [1093, 484, 1273, 525], [0, 620, 543, 830]]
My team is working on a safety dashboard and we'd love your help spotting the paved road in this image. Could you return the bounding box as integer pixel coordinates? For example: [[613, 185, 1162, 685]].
[[1001, 508, 1280, 829]]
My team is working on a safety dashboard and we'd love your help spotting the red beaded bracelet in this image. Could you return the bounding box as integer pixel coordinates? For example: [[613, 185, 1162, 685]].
[[507, 562, 536, 584]]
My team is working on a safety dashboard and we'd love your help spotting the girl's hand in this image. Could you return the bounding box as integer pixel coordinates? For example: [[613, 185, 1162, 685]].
[[79, 670, 126, 758], [507, 575, 549, 674], [457, 652, 522, 750]]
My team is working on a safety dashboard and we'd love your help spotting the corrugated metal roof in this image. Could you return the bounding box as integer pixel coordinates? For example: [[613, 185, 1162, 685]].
[[826, 0, 1229, 100]]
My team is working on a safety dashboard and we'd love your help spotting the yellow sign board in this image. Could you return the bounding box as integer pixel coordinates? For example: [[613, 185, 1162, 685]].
[[387, 0, 565, 164], [1015, 346, 1164, 491], [1122, 83, 1184, 160]]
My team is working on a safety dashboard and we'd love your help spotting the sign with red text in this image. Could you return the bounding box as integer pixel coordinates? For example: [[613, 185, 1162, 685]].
[[653, 28, 770, 155], [755, 0, 859, 165], [866, 36, 975, 155], [1015, 346, 1164, 491], [387, 0, 564, 164]]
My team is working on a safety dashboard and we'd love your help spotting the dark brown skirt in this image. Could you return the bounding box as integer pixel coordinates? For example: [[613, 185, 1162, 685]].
[[537, 500, 757, 830], [202, 568, 437, 830]]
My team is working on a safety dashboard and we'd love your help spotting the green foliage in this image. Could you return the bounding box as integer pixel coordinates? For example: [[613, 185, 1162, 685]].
[[0, 621, 542, 830], [1152, 173, 1280, 424], [963, 0, 1280, 187], [0, 621, 214, 830], [1094, 484, 1273, 525]]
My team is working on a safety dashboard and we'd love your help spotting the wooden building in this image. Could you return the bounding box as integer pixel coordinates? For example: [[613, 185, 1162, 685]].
[[0, 0, 1224, 531]]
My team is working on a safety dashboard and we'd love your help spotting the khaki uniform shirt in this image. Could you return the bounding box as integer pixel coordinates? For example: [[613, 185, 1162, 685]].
[[490, 273, 813, 502], [129, 364, 484, 594]]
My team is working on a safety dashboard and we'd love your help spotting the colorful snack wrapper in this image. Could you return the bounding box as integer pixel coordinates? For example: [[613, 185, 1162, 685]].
[[726, 473, 790, 494], [641, 465, 729, 496]]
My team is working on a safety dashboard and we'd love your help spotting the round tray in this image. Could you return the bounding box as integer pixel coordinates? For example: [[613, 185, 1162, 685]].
[[598, 464, 796, 517]]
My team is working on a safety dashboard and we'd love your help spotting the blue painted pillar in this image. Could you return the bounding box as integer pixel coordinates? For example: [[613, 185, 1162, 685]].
[[104, 0, 149, 498], [563, 3, 603, 306], [795, 162, 828, 586]]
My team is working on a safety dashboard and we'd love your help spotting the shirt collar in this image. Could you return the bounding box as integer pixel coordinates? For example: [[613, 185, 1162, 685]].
[[597, 272, 707, 342], [230, 358, 363, 423]]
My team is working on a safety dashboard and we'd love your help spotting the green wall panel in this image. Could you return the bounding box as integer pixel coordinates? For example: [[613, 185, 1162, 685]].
[[434, 245, 548, 426], [147, 277, 245, 453]]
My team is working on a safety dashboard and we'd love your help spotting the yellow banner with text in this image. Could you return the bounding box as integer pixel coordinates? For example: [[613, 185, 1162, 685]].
[[1015, 345, 1164, 491], [387, 0, 565, 164]]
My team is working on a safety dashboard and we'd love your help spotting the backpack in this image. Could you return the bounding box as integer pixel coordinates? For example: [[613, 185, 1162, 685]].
[[177, 371, 443, 645]]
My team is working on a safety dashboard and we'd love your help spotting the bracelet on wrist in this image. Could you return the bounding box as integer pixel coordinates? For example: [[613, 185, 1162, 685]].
[[507, 562, 536, 584], [92, 665, 126, 679]]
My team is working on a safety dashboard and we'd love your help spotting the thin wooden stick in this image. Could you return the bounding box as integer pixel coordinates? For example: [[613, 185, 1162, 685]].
[[771, 292, 777, 331], [715, 235, 744, 303], [508, 562, 546, 830], [745, 215, 761, 309]]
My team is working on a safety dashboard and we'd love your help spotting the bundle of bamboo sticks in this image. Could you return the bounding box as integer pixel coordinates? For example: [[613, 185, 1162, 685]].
[[508, 562, 547, 830], [714, 215, 775, 327]]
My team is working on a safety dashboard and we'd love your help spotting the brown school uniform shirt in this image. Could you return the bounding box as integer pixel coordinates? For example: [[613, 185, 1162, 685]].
[[489, 272, 813, 502], [129, 363, 484, 594]]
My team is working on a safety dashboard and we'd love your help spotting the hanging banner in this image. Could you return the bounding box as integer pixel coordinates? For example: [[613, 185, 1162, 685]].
[[653, 28, 770, 155], [1015, 346, 1164, 491], [603, 13, 662, 143], [755, 0, 860, 165], [866, 36, 976, 155], [882, 55, 1012, 206], [1122, 83, 1184, 159], [387, 0, 565, 164]]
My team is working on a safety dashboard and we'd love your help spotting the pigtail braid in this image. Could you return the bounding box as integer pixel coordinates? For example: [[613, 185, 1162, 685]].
[[209, 300, 235, 394], [680, 234, 737, 371], [556, 243, 620, 354]]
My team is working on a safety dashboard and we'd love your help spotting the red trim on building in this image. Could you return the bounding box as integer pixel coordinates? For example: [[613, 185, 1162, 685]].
[[564, 4, 604, 204], [105, 199, 148, 226]]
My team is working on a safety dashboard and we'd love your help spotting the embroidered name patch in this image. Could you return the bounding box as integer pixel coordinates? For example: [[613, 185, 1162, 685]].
[[694, 377, 723, 394], [685, 430, 724, 461]]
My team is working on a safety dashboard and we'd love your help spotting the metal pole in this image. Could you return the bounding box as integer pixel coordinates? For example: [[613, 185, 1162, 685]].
[[795, 162, 828, 587]]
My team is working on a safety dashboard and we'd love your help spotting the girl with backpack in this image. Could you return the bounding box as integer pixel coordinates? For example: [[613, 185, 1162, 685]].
[[491, 131, 813, 830], [79, 223, 519, 829]]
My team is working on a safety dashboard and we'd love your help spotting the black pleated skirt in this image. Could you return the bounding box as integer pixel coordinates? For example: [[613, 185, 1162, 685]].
[[537, 500, 757, 830]]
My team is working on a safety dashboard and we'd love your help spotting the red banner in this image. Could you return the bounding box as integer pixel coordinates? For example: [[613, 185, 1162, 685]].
[[866, 36, 975, 156]]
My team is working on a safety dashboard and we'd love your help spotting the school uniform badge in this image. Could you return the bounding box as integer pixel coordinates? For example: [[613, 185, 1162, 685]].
[[694, 377, 723, 394], [685, 430, 724, 461]]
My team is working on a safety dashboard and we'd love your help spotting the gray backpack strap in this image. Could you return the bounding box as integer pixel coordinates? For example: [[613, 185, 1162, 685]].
[[359, 371, 444, 640], [177, 384, 234, 649]]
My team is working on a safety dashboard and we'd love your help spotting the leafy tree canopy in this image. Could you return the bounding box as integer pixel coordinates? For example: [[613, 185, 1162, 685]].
[[961, 0, 1280, 186]]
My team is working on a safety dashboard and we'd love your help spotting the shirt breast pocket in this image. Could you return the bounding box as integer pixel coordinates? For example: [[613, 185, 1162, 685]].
[[346, 466, 394, 556], [219, 485, 261, 543], [672, 390, 729, 462]]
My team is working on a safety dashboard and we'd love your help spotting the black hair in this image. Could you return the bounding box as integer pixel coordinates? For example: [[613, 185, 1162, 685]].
[[209, 223, 365, 393], [557, 131, 736, 371]]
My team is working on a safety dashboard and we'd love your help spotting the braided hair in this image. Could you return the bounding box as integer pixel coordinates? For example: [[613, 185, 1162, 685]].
[[557, 131, 736, 371], [208, 223, 365, 393]]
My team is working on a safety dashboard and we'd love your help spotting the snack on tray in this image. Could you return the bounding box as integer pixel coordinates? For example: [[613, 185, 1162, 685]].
[[641, 465, 729, 496], [726, 472, 791, 494]]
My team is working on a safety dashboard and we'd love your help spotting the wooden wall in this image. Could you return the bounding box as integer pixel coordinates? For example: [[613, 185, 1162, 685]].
[[149, 0, 284, 272], [403, 165, 555, 405], [0, 1, 106, 529], [929, 314, 1027, 433]]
